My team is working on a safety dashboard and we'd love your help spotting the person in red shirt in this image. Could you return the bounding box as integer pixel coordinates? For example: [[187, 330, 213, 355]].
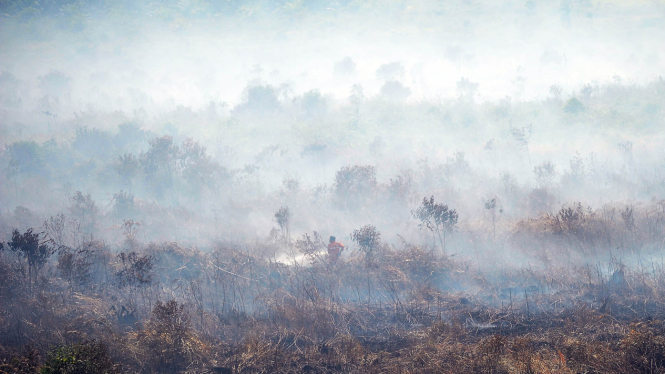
[[327, 236, 345, 264]]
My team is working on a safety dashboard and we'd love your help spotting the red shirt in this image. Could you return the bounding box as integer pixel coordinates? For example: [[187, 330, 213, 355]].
[[327, 241, 345, 257]]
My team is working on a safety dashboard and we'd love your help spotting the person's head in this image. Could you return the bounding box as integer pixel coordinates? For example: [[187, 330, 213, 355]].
[[329, 236, 336, 243]]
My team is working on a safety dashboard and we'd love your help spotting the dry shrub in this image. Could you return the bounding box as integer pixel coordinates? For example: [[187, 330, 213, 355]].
[[264, 294, 339, 343], [387, 245, 446, 284], [135, 300, 207, 374], [475, 334, 508, 374], [381, 243, 458, 309], [511, 201, 665, 263], [233, 336, 284, 373], [622, 328, 665, 374], [559, 337, 595, 373], [427, 320, 466, 343], [325, 334, 365, 369], [522, 188, 557, 216], [557, 336, 623, 374], [509, 336, 534, 374], [0, 346, 40, 374]]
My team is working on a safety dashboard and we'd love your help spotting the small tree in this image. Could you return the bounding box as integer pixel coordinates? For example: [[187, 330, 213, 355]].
[[3, 228, 56, 292], [351, 225, 382, 308], [112, 190, 135, 219], [69, 191, 97, 236], [115, 153, 139, 188], [534, 161, 556, 187], [351, 225, 381, 267], [510, 124, 533, 168], [564, 97, 585, 114], [121, 220, 141, 251], [141, 136, 179, 197], [274, 206, 292, 244], [412, 196, 458, 253], [483, 198, 503, 242], [180, 138, 221, 194]]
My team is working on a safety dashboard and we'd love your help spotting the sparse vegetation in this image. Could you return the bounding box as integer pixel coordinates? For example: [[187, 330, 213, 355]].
[[412, 196, 458, 253], [1, 1, 665, 372]]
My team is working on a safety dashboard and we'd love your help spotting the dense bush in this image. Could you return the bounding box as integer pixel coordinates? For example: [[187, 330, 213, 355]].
[[40, 341, 121, 374]]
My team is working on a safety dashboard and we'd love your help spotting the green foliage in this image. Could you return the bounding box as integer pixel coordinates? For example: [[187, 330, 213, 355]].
[[41, 340, 121, 374]]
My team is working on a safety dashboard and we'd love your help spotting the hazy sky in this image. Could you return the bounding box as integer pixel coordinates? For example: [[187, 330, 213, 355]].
[[1, 0, 663, 116]]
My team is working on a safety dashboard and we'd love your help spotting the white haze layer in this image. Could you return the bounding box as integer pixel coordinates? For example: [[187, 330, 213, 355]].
[[1, 1, 665, 268], [0, 1, 663, 114]]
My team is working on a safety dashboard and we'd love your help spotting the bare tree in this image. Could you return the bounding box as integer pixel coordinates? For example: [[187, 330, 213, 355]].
[[43, 214, 67, 247]]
